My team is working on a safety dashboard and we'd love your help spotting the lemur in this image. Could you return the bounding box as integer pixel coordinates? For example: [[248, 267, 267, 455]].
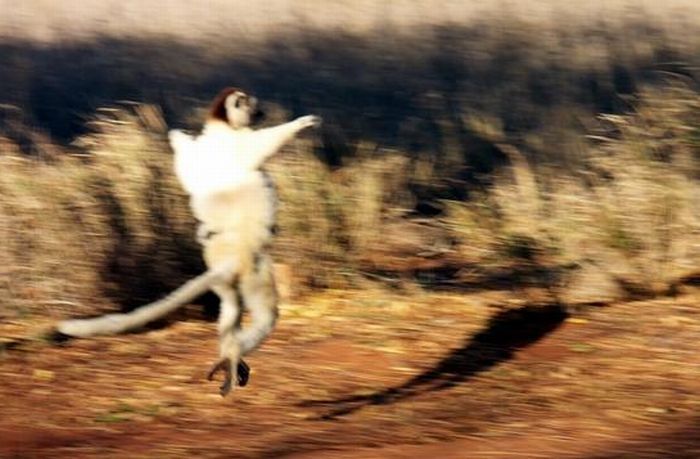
[[57, 88, 321, 396]]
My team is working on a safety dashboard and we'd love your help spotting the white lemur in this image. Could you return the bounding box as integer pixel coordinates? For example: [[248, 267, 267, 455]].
[[57, 88, 321, 396]]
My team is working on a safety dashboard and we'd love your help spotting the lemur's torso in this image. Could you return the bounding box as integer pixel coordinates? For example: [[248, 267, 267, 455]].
[[173, 121, 277, 269]]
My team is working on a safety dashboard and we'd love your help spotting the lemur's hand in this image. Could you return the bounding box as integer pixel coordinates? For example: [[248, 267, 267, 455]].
[[295, 115, 322, 130]]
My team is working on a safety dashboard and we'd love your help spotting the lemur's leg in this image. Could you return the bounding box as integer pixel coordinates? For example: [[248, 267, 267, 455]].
[[208, 283, 248, 396], [236, 253, 279, 356]]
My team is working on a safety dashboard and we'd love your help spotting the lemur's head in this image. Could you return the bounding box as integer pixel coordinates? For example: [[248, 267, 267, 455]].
[[207, 87, 264, 129]]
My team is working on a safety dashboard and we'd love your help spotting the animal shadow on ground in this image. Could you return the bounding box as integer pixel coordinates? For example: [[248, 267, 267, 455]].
[[301, 303, 568, 419]]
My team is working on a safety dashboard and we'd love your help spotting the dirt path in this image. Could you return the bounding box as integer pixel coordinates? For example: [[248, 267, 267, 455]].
[[2, 289, 700, 458]]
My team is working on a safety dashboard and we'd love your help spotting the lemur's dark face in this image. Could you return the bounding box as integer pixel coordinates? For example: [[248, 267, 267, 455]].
[[225, 91, 264, 128], [251, 104, 265, 125]]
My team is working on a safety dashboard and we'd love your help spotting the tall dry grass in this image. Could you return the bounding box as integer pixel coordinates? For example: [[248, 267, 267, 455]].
[[3, 12, 700, 320], [0, 106, 199, 321], [444, 85, 700, 302], [5, 83, 700, 322]]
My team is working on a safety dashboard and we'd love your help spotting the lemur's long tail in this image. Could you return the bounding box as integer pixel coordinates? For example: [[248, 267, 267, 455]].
[[57, 262, 237, 338]]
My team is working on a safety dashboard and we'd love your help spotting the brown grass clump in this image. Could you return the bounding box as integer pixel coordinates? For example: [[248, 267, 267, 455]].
[[444, 85, 700, 302], [0, 106, 197, 320]]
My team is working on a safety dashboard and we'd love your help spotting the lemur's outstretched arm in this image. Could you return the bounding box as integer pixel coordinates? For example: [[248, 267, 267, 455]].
[[240, 115, 321, 170]]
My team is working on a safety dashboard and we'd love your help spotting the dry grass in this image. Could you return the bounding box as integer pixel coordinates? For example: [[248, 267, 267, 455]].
[[5, 84, 700, 320], [3, 0, 700, 43], [0, 106, 199, 320], [444, 85, 700, 302], [3, 7, 700, 319]]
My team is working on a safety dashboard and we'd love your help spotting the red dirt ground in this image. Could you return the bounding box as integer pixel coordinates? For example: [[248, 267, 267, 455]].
[[2, 288, 700, 458]]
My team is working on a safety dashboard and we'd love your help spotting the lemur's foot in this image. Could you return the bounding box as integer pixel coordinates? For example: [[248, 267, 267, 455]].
[[237, 360, 250, 387], [207, 358, 233, 396], [207, 358, 250, 396]]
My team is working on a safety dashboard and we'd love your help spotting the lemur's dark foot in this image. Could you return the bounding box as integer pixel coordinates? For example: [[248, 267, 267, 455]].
[[237, 360, 250, 387], [208, 358, 233, 397], [207, 358, 250, 396]]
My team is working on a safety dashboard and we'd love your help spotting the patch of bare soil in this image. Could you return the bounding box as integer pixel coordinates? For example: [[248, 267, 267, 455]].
[[2, 289, 700, 458]]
